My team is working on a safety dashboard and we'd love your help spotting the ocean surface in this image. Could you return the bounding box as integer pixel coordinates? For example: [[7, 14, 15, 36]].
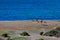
[[0, 0, 60, 20]]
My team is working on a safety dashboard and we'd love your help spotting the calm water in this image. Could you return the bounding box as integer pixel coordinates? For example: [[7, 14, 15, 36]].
[[0, 0, 60, 20]]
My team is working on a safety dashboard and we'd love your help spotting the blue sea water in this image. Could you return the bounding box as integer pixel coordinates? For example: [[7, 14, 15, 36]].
[[0, 0, 60, 20]]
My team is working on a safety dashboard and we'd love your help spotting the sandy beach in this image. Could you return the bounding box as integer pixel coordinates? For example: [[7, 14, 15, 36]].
[[0, 20, 60, 31], [0, 20, 60, 40]]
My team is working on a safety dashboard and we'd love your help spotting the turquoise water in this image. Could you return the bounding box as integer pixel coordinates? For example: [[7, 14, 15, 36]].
[[0, 0, 60, 20]]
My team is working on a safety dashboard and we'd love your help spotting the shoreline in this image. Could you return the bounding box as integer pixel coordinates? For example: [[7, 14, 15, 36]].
[[0, 20, 59, 22], [0, 19, 59, 21]]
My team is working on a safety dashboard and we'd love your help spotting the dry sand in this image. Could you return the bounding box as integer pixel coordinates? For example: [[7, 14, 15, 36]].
[[0, 20, 60, 31], [0, 20, 60, 35], [0, 20, 60, 40]]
